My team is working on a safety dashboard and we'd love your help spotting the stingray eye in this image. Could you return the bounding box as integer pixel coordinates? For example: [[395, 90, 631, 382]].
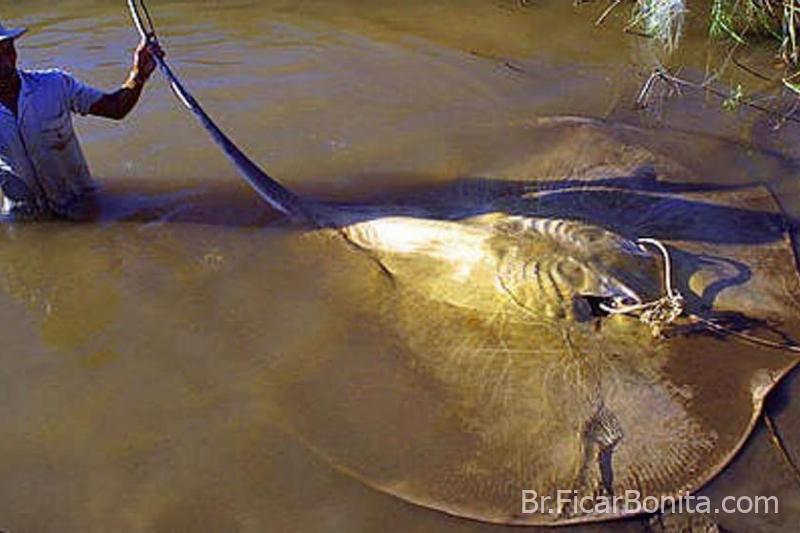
[[573, 294, 611, 321], [572, 226, 604, 248]]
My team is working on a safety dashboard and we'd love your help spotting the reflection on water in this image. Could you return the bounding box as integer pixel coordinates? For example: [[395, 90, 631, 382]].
[[1, 1, 799, 531]]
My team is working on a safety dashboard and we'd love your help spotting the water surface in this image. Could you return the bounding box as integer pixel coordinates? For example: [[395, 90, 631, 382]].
[[1, 1, 799, 531]]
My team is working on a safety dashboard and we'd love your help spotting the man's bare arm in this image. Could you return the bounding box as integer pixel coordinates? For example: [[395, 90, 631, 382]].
[[89, 39, 163, 121], [89, 72, 146, 120]]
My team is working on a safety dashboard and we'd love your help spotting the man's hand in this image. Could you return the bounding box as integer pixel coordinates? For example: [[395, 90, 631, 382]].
[[129, 38, 165, 87], [89, 38, 165, 120]]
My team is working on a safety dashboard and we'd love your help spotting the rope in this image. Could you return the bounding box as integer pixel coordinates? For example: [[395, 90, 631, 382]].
[[691, 314, 800, 353], [600, 238, 685, 337], [601, 237, 800, 353]]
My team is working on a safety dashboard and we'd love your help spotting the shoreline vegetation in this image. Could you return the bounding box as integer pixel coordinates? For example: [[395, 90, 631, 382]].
[[627, 1, 796, 64], [590, 0, 800, 124]]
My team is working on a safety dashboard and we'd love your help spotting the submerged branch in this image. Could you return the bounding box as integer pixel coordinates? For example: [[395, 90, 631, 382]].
[[636, 66, 800, 126], [596, 0, 625, 26]]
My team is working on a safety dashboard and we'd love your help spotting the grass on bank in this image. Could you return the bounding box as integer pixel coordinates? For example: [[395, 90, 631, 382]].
[[620, 0, 799, 67], [583, 1, 800, 122], [600, 1, 800, 108]]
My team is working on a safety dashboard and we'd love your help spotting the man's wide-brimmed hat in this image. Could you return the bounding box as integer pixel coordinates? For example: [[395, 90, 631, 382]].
[[0, 22, 27, 43]]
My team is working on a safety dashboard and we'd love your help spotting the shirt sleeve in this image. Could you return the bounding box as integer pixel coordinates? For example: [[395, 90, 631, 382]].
[[0, 156, 14, 175], [59, 70, 105, 115], [0, 156, 18, 186]]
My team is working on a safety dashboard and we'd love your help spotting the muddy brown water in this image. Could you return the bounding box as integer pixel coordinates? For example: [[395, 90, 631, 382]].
[[0, 1, 799, 531]]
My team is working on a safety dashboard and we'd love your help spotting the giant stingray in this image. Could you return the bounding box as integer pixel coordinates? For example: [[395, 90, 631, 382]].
[[125, 0, 800, 525]]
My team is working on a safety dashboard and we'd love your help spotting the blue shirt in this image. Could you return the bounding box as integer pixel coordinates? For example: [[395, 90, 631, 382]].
[[0, 69, 104, 216]]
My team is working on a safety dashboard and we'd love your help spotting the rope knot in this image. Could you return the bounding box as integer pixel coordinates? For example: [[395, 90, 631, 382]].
[[639, 292, 685, 337], [599, 238, 685, 337]]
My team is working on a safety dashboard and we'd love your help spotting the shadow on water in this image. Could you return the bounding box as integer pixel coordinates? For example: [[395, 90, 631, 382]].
[[87, 166, 791, 240], [71, 166, 799, 338], [395, 168, 789, 244]]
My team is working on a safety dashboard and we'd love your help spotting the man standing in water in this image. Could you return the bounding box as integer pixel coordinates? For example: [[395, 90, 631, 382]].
[[0, 21, 164, 219]]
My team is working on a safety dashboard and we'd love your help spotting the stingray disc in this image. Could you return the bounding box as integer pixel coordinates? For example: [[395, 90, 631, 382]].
[[267, 117, 800, 525]]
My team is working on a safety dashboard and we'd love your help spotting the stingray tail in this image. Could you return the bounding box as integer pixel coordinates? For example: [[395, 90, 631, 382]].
[[127, 0, 309, 222]]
